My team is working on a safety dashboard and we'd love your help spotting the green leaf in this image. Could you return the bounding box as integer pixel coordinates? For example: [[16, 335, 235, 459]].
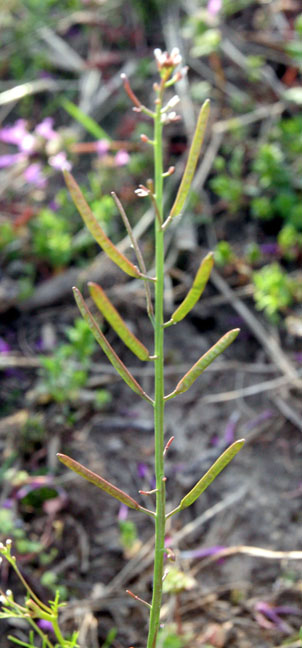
[[73, 287, 153, 403], [170, 252, 214, 323], [178, 440, 245, 511], [88, 282, 150, 361], [61, 99, 111, 141], [169, 99, 210, 220], [165, 329, 240, 400], [64, 171, 141, 278], [57, 454, 141, 510]]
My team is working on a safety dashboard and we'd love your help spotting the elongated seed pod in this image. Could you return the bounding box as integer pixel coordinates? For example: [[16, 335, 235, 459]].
[[89, 281, 150, 361], [170, 252, 214, 323], [57, 454, 141, 510], [64, 171, 141, 278], [73, 287, 153, 403], [169, 99, 210, 220], [165, 328, 240, 400], [179, 440, 245, 511]]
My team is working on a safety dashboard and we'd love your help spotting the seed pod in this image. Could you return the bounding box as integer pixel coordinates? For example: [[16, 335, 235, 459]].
[[170, 252, 214, 323], [57, 454, 141, 510], [178, 440, 245, 511], [64, 171, 141, 278], [89, 281, 150, 361], [169, 99, 210, 220], [165, 328, 240, 400], [73, 287, 153, 403]]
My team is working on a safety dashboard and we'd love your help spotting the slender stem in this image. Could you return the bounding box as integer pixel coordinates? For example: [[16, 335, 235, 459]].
[[9, 558, 51, 615], [26, 619, 54, 648], [111, 191, 154, 323], [146, 90, 166, 648]]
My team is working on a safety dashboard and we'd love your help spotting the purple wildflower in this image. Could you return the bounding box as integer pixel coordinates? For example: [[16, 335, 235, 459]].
[[48, 151, 72, 171], [37, 620, 55, 634], [24, 163, 47, 188], [137, 463, 148, 479], [19, 133, 36, 153], [207, 0, 222, 16], [2, 498, 13, 509], [115, 150, 130, 166], [260, 242, 279, 255], [0, 338, 10, 353], [118, 503, 128, 521], [0, 153, 26, 168], [48, 200, 59, 211], [0, 120, 28, 146], [96, 139, 110, 156], [35, 117, 57, 141]]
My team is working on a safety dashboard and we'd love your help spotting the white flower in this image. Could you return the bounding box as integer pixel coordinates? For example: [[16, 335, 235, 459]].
[[134, 185, 149, 198], [154, 49, 166, 66], [170, 48, 182, 66], [154, 48, 182, 69], [167, 95, 180, 109]]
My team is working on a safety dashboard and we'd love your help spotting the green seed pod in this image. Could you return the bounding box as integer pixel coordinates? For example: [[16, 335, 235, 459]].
[[89, 281, 150, 361], [57, 454, 141, 510], [73, 287, 153, 403], [169, 99, 210, 220], [64, 171, 141, 278], [170, 252, 214, 323], [165, 328, 240, 400], [179, 440, 245, 511]]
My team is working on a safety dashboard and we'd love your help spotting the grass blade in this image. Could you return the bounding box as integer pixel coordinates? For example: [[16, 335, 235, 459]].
[[73, 287, 153, 403], [169, 99, 210, 220], [64, 171, 141, 278], [170, 252, 214, 324], [89, 281, 150, 361], [62, 98, 111, 141], [57, 453, 141, 510], [178, 440, 245, 512], [165, 328, 240, 400]]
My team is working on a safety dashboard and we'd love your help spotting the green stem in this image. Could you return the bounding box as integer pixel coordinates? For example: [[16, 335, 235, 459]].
[[146, 91, 166, 648], [52, 618, 67, 647]]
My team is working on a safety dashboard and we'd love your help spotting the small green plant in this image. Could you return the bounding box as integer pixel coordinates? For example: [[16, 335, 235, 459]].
[[214, 240, 235, 267], [38, 318, 97, 404], [211, 148, 244, 213], [1, 49, 245, 648], [252, 262, 295, 321], [0, 540, 78, 647]]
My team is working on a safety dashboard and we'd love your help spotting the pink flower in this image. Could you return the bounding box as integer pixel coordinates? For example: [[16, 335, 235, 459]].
[[19, 133, 36, 153], [96, 139, 110, 156], [35, 117, 57, 141], [0, 338, 10, 354], [0, 153, 26, 168], [0, 120, 35, 153], [115, 150, 130, 166], [0, 120, 28, 146], [48, 151, 72, 171], [24, 163, 47, 188], [207, 0, 222, 15], [118, 503, 128, 521]]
